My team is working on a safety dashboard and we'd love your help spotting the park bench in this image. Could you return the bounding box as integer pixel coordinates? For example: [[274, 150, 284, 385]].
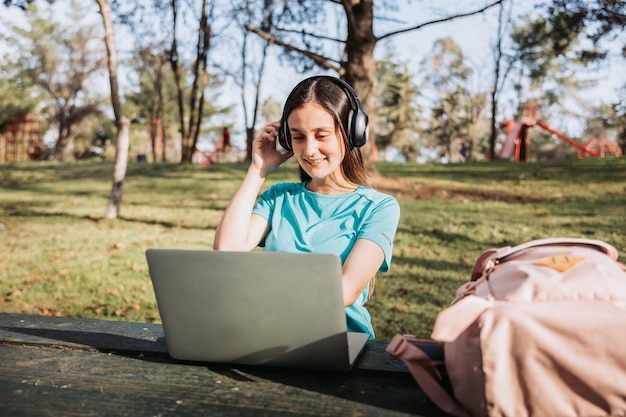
[[0, 313, 450, 416]]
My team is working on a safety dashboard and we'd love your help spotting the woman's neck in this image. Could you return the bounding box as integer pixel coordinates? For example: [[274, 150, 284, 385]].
[[306, 177, 358, 195]]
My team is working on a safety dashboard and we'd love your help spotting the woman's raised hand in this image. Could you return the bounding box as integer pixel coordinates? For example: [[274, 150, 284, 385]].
[[251, 122, 293, 177]]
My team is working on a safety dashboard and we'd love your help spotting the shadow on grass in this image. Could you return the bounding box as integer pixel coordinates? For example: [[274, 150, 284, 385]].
[[116, 215, 215, 231], [1, 202, 215, 231]]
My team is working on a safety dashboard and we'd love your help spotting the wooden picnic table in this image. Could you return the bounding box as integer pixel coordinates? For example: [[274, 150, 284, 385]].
[[0, 313, 450, 417]]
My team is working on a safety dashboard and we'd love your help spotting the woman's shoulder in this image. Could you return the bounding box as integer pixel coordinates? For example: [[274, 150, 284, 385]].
[[355, 185, 399, 205]]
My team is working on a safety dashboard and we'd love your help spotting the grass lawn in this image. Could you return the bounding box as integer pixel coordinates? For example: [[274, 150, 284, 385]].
[[1, 157, 625, 339]]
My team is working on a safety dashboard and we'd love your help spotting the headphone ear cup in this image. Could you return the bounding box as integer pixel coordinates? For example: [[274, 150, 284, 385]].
[[278, 118, 291, 151], [350, 110, 369, 148]]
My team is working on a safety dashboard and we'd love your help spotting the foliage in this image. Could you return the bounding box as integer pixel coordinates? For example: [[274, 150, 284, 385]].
[[580, 84, 626, 155], [0, 46, 39, 125], [419, 37, 490, 162], [541, 0, 625, 58], [240, 1, 508, 168], [1, 158, 624, 339], [124, 48, 178, 125], [507, 0, 625, 123], [2, 0, 107, 160], [510, 16, 593, 103], [1, 0, 624, 166], [228, 0, 281, 160], [108, 0, 235, 163], [424, 38, 473, 89], [2, 0, 35, 9], [376, 51, 421, 160], [244, 0, 330, 73]]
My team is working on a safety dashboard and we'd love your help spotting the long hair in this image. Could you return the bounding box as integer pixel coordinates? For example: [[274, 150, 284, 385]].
[[282, 77, 370, 186]]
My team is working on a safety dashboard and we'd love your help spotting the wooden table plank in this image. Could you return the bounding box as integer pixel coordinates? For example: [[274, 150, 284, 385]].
[[0, 314, 451, 417], [0, 313, 439, 372], [0, 313, 165, 353], [0, 344, 445, 417]]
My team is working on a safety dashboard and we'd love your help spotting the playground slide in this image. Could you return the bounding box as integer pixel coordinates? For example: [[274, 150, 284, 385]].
[[499, 121, 521, 159], [535, 121, 601, 157]]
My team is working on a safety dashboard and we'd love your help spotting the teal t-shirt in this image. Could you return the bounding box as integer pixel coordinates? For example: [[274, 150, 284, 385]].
[[252, 182, 400, 339]]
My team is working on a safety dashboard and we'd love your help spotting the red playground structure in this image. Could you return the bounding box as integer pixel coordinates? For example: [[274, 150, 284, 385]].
[[499, 103, 622, 161]]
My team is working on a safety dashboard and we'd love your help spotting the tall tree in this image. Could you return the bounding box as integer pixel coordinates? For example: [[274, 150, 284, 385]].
[[420, 37, 489, 162], [487, 0, 514, 160], [508, 11, 608, 140], [96, 0, 131, 220], [125, 46, 178, 162], [170, 0, 216, 163], [376, 53, 421, 161], [245, 0, 504, 166], [3, 0, 130, 217], [228, 0, 277, 160], [508, 1, 625, 114], [3, 0, 106, 160], [112, 0, 230, 164]]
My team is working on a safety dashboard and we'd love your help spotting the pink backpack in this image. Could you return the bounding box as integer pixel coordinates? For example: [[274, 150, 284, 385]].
[[387, 238, 626, 417]]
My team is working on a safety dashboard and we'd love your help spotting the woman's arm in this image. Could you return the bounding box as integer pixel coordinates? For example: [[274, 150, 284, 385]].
[[213, 122, 292, 251], [342, 194, 400, 306], [213, 168, 269, 251], [341, 239, 385, 306]]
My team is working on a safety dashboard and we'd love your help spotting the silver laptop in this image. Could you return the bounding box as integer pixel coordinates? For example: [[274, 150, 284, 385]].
[[145, 249, 369, 371]]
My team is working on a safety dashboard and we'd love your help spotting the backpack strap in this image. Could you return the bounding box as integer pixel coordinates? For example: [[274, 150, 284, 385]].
[[387, 335, 471, 417]]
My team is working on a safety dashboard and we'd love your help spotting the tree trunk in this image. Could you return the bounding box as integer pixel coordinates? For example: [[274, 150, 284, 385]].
[[105, 116, 130, 218], [151, 55, 165, 163], [246, 127, 254, 160], [161, 119, 168, 162], [170, 0, 187, 162], [342, 0, 377, 172], [96, 0, 129, 220], [54, 122, 71, 161], [189, 0, 211, 163], [172, 0, 211, 164], [54, 108, 74, 160], [150, 119, 158, 162], [489, 1, 505, 161]]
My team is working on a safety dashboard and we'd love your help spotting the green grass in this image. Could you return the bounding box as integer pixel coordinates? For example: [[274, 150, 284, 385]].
[[1, 157, 625, 339]]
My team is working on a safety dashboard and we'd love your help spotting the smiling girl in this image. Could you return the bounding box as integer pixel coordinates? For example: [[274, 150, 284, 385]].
[[213, 76, 400, 339]]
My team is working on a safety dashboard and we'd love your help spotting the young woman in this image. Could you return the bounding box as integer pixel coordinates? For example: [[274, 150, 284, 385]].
[[213, 76, 400, 339]]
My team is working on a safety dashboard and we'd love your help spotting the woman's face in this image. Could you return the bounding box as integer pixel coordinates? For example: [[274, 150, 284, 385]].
[[287, 101, 346, 184]]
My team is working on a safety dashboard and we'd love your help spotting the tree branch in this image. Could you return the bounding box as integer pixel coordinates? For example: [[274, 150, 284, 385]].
[[274, 27, 345, 44], [245, 24, 341, 71], [377, 0, 504, 42]]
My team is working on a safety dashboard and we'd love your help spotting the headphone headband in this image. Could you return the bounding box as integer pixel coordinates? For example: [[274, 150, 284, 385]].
[[278, 76, 369, 151]]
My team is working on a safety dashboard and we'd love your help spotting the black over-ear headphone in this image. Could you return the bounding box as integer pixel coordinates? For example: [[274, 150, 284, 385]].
[[278, 76, 369, 151]]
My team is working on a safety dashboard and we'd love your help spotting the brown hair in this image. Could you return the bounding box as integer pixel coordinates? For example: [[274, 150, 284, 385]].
[[282, 77, 370, 186]]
